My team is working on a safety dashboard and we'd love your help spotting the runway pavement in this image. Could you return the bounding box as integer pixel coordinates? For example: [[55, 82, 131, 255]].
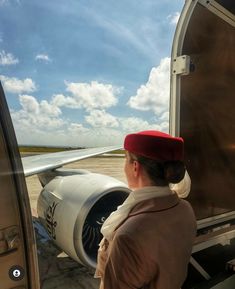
[[25, 156, 126, 289]]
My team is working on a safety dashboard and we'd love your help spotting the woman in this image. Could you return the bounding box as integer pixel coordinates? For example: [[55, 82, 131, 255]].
[[95, 130, 196, 289]]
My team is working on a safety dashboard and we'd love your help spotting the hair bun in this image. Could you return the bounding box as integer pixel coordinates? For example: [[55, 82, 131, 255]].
[[164, 161, 186, 184]]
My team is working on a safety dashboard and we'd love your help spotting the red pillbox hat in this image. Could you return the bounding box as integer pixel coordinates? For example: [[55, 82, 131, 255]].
[[124, 130, 184, 161]]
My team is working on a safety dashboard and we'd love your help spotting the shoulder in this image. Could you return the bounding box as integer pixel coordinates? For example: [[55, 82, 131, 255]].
[[115, 195, 196, 236], [178, 198, 196, 220]]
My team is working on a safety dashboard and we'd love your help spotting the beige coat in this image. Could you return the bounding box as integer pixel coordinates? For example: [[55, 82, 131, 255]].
[[96, 192, 196, 289]]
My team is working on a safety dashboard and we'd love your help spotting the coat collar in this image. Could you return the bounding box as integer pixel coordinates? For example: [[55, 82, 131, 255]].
[[128, 193, 180, 216]]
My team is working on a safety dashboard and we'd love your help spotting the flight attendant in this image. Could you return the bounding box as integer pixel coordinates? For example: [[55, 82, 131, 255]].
[[95, 130, 197, 289]]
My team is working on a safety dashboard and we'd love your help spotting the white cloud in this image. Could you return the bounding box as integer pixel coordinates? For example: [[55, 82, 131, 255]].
[[68, 122, 89, 133], [167, 12, 180, 25], [159, 111, 169, 122], [13, 114, 123, 147], [8, 76, 169, 146], [52, 81, 120, 111], [51, 94, 78, 108], [19, 95, 39, 114], [127, 57, 170, 115], [159, 121, 169, 132], [65, 127, 123, 147], [12, 95, 63, 134], [0, 50, 19, 65], [0, 75, 37, 94], [85, 109, 119, 128], [19, 94, 61, 117], [35, 54, 51, 62], [119, 117, 161, 133], [40, 100, 61, 117]]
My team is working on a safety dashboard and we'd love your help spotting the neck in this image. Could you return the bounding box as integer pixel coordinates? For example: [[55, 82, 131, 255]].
[[130, 174, 155, 190]]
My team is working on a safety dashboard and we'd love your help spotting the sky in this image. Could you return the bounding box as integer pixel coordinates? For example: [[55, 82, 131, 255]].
[[0, 0, 184, 147]]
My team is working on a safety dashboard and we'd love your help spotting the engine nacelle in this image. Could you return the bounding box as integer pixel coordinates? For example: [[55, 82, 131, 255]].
[[37, 169, 130, 268]]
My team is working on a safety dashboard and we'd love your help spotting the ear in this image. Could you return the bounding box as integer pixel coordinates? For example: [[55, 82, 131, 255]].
[[133, 160, 141, 177]]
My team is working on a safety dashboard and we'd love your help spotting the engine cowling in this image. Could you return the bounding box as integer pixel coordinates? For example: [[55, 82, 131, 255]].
[[37, 168, 130, 268]]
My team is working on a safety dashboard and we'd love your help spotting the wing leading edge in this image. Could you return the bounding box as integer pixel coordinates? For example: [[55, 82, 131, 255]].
[[22, 146, 122, 177]]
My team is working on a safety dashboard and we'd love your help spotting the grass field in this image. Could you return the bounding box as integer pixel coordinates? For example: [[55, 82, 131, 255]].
[[19, 145, 124, 155], [19, 145, 81, 153]]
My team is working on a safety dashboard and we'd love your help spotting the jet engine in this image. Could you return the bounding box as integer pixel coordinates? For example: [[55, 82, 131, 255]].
[[37, 168, 130, 269]]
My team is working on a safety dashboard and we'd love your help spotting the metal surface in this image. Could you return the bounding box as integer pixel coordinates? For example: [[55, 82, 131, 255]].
[[170, 1, 235, 220], [193, 226, 235, 253], [190, 257, 211, 280], [37, 169, 130, 268], [199, 0, 235, 27], [172, 55, 191, 76], [22, 145, 122, 177], [170, 0, 198, 136], [197, 211, 235, 230], [0, 82, 40, 289], [211, 274, 235, 288]]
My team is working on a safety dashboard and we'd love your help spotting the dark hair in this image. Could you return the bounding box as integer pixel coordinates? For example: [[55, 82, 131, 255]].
[[129, 153, 185, 186]]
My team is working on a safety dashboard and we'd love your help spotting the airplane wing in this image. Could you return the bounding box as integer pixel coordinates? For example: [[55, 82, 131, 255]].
[[22, 145, 122, 177]]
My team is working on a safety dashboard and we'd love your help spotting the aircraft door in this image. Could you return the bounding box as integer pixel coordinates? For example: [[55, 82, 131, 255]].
[[170, 0, 235, 220], [0, 82, 40, 289]]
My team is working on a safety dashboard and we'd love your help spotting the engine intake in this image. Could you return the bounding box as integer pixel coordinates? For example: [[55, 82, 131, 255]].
[[37, 169, 130, 268]]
